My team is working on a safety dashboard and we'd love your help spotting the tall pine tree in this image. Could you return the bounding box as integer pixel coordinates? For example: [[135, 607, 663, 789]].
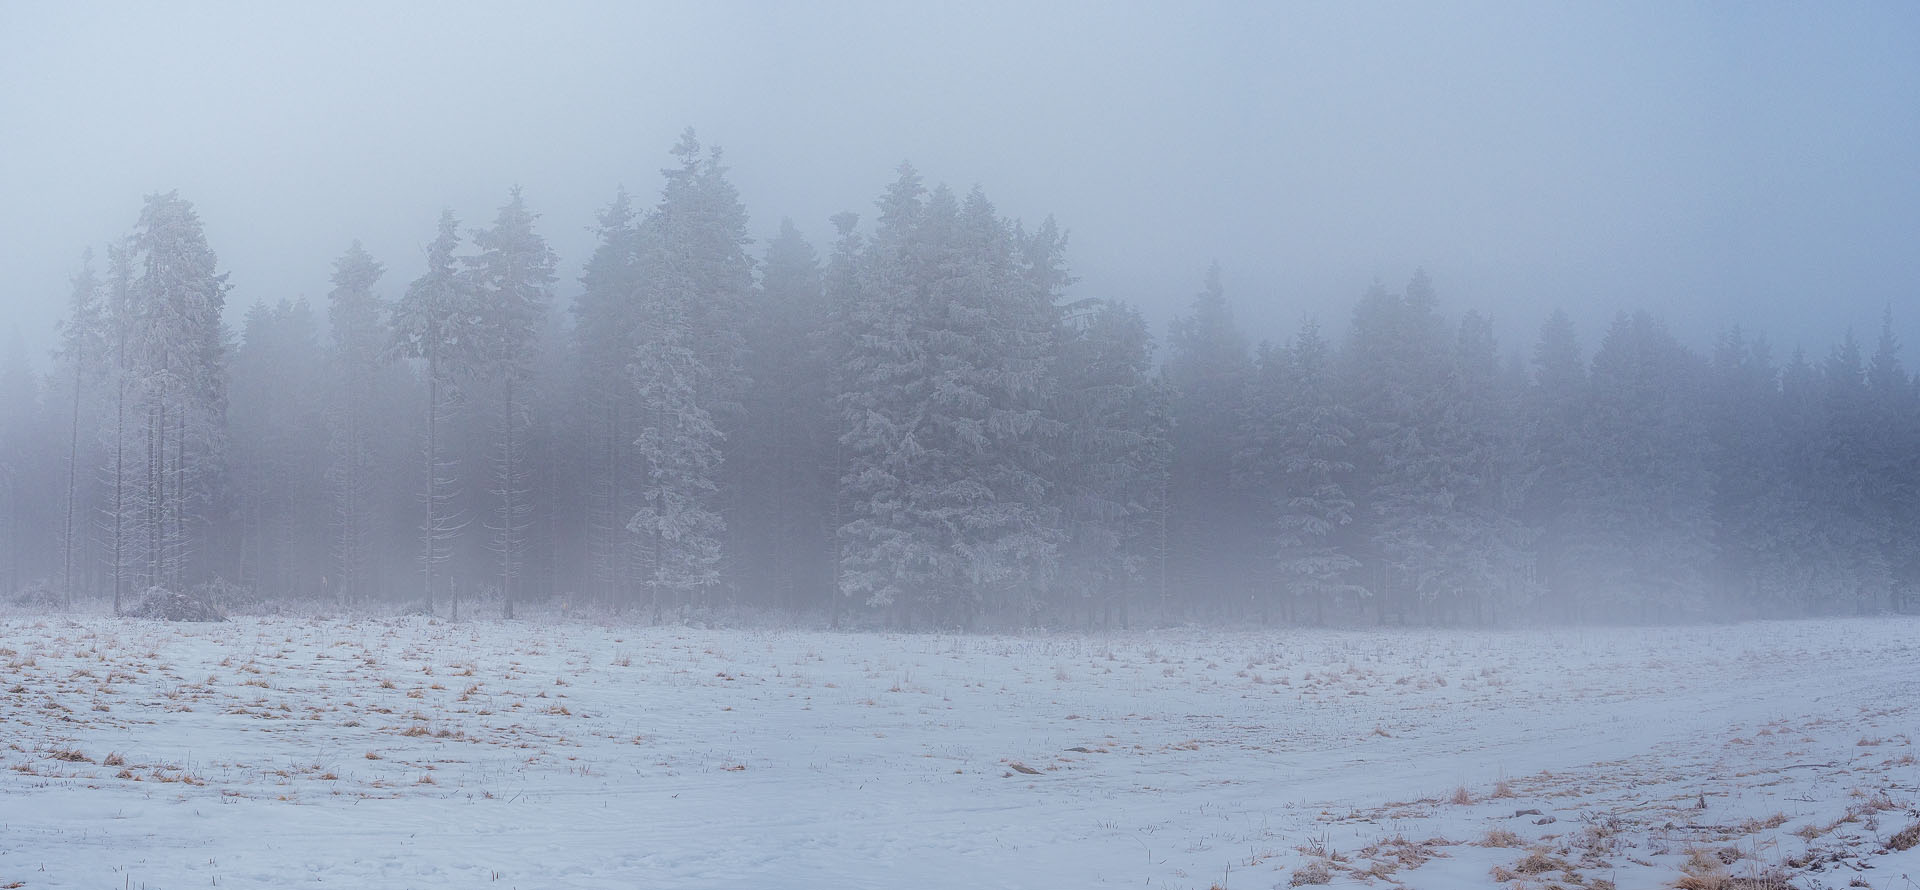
[[390, 210, 476, 613], [468, 187, 556, 618]]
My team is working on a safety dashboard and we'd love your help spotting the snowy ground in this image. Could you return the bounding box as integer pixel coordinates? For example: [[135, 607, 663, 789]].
[[2, 613, 1917, 890]]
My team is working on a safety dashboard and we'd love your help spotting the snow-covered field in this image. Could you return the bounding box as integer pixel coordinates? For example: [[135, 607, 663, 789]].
[[2, 613, 1917, 889]]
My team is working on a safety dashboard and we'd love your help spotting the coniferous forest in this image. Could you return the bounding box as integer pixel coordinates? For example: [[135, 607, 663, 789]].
[[2, 131, 1915, 628]]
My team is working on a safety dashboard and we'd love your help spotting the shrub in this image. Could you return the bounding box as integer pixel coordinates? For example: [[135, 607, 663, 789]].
[[124, 587, 226, 622]]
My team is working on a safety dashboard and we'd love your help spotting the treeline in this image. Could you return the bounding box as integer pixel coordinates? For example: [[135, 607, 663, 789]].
[[1, 131, 1915, 626]]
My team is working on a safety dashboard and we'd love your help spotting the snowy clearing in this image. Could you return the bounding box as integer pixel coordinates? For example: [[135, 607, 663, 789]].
[[2, 614, 1918, 889]]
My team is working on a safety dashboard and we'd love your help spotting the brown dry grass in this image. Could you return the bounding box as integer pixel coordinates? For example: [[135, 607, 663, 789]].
[[1673, 876, 1728, 890], [1673, 848, 1731, 890], [1287, 861, 1331, 886], [1513, 850, 1571, 874], [1480, 829, 1523, 848]]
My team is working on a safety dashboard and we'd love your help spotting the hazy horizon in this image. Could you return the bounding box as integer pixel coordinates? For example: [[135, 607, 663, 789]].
[[4, 1, 1918, 371]]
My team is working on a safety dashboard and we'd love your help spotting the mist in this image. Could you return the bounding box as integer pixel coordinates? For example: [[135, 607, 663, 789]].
[[2, 1, 1919, 624], [7, 5, 1920, 884], [5, 2, 1918, 365]]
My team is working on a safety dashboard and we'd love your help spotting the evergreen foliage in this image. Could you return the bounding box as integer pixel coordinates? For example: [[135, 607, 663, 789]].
[[14, 156, 1919, 627]]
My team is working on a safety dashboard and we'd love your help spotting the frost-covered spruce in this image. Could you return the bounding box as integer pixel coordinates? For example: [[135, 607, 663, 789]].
[[831, 168, 1061, 628], [468, 188, 557, 619], [390, 210, 477, 614], [324, 241, 394, 606]]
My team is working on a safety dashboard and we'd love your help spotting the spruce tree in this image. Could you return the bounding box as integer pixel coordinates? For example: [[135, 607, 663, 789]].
[[628, 256, 726, 615], [1341, 271, 1452, 622], [738, 219, 833, 611], [1164, 262, 1254, 618], [55, 251, 107, 607], [1576, 312, 1716, 619], [626, 133, 748, 615], [1522, 308, 1588, 616], [573, 189, 644, 608], [230, 299, 329, 597], [390, 210, 476, 613], [126, 192, 230, 592], [468, 188, 556, 618], [833, 165, 932, 621], [100, 244, 139, 613], [832, 172, 1062, 628], [324, 242, 391, 604], [1268, 320, 1360, 623], [1052, 299, 1169, 627]]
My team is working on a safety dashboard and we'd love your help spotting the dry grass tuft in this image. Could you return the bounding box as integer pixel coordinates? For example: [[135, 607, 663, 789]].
[[1673, 848, 1729, 890], [1854, 791, 1899, 814], [102, 752, 125, 766], [1889, 821, 1920, 852], [1287, 861, 1332, 886], [1512, 849, 1572, 875], [1356, 834, 1443, 874], [1737, 812, 1789, 833], [1449, 784, 1473, 806], [1677, 867, 1794, 890], [1480, 829, 1523, 848]]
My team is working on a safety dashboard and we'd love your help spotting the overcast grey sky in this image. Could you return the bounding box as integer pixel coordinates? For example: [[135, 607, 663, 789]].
[[4, 1, 1918, 372]]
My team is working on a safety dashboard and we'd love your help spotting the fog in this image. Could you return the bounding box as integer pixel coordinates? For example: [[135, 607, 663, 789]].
[[6, 2, 1917, 365], [6, 12, 1920, 882], [2, 2, 1919, 629]]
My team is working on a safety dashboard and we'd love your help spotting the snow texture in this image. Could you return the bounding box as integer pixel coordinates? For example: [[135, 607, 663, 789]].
[[2, 614, 1917, 889]]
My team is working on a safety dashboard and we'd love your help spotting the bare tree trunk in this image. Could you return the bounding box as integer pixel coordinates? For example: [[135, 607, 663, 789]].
[[423, 361, 438, 614], [173, 401, 185, 590], [501, 374, 516, 620], [829, 440, 844, 629], [545, 404, 559, 611], [600, 399, 618, 608], [62, 344, 83, 610], [650, 488, 664, 624], [5, 471, 16, 597], [1156, 475, 1171, 620], [339, 377, 360, 605], [112, 383, 125, 615], [147, 386, 161, 590]]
